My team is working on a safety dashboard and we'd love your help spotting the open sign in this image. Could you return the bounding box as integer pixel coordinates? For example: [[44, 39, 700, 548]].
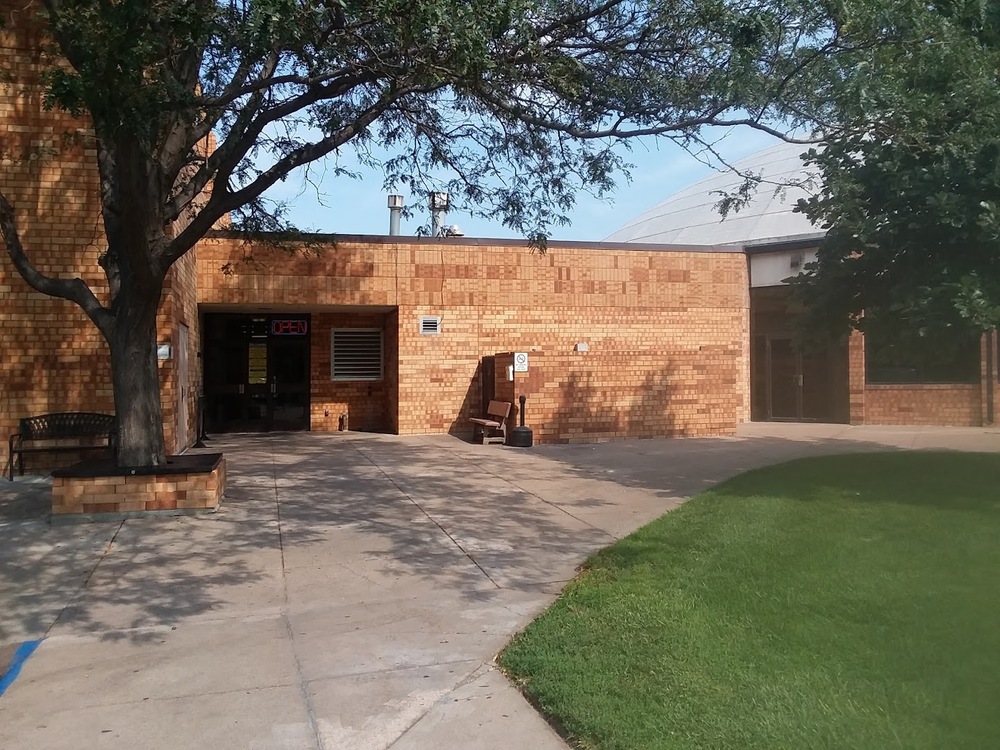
[[271, 319, 308, 336]]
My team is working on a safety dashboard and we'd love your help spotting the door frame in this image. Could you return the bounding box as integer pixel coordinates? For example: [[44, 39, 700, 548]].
[[203, 313, 312, 433], [177, 323, 189, 450]]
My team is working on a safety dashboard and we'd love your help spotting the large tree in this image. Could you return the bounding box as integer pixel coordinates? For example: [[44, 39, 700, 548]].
[[793, 0, 1000, 345], [1, 0, 847, 467]]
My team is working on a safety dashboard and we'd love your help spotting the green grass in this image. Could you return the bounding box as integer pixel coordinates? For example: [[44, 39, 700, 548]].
[[500, 452, 1000, 750]]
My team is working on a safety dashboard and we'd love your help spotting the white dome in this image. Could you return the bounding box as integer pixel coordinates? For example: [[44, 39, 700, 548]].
[[604, 140, 825, 247]]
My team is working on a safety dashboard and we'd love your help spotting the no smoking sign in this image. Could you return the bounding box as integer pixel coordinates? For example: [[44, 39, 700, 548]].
[[514, 352, 529, 372]]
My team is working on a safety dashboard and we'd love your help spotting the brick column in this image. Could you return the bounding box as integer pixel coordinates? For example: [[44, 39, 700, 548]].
[[982, 330, 997, 426], [848, 330, 866, 424]]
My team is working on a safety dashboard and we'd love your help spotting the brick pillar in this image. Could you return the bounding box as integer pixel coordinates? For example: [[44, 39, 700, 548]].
[[982, 330, 997, 426], [848, 330, 866, 424]]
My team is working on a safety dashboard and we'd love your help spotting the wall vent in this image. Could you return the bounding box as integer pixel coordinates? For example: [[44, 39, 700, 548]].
[[420, 316, 442, 335], [331, 329, 383, 380]]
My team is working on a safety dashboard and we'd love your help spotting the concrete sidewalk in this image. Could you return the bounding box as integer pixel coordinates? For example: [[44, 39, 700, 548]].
[[1, 424, 998, 749]]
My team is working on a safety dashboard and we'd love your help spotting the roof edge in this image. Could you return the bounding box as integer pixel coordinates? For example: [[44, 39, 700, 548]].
[[203, 230, 745, 254]]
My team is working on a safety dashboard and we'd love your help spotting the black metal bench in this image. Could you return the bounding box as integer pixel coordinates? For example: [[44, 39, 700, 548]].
[[8, 412, 116, 481]]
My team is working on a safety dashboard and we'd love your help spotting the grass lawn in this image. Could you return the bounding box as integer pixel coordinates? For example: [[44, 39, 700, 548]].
[[500, 452, 1000, 750]]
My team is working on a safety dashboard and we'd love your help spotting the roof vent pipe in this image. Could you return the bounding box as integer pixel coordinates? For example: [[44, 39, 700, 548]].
[[429, 192, 449, 237], [387, 194, 404, 236]]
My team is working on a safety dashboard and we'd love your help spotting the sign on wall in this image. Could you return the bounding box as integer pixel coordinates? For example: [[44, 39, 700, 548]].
[[271, 319, 309, 336], [514, 352, 529, 372]]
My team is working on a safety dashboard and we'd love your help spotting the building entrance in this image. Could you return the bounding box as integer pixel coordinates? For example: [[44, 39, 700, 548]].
[[203, 313, 311, 432], [750, 287, 849, 423]]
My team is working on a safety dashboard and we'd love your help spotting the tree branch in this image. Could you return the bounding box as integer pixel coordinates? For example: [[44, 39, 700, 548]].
[[163, 82, 438, 264], [163, 69, 376, 224]]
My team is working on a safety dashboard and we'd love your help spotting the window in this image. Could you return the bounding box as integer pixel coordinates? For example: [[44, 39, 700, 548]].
[[865, 324, 981, 385], [331, 329, 383, 381], [419, 315, 442, 335]]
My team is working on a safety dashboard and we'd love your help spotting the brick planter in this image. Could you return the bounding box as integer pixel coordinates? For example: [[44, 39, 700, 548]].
[[51, 453, 226, 516]]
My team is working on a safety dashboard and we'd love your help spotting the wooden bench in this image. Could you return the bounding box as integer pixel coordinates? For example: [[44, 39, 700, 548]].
[[8, 412, 116, 481], [470, 400, 511, 445]]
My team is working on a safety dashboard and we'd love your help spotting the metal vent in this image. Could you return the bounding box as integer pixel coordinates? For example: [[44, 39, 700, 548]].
[[331, 329, 383, 381], [420, 316, 442, 335]]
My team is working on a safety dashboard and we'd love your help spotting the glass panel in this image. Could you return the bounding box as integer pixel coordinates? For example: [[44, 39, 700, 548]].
[[751, 336, 768, 421], [769, 338, 799, 419]]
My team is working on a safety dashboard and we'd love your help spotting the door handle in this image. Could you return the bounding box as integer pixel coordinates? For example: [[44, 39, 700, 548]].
[[271, 383, 276, 394], [238, 384, 244, 394]]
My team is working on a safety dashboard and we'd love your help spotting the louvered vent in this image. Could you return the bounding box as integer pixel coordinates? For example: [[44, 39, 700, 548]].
[[420, 316, 442, 335], [331, 329, 383, 380]]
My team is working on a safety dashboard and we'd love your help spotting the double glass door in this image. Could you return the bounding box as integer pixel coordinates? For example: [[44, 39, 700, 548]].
[[752, 335, 848, 422], [204, 314, 311, 432]]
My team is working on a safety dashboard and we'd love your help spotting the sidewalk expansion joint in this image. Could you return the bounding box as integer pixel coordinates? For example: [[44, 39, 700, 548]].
[[353, 442, 503, 590]]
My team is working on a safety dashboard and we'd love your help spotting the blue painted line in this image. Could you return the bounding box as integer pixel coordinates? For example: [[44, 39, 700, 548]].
[[0, 640, 42, 698]]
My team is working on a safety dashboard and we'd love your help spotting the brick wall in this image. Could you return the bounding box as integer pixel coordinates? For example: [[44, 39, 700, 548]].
[[847, 331, 866, 425], [0, 7, 114, 471], [501, 349, 742, 442], [310, 311, 395, 432], [848, 329, 988, 427], [196, 236, 751, 442], [1, 3, 202, 471], [863, 385, 982, 426]]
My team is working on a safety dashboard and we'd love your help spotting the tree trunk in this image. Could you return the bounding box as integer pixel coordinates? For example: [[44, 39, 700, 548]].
[[107, 291, 167, 468]]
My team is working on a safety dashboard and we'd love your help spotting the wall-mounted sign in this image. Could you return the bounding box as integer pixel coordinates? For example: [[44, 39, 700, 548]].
[[248, 342, 267, 384], [271, 319, 309, 336], [514, 352, 529, 372]]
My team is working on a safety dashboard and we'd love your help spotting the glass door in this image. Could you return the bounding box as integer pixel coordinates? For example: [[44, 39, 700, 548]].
[[268, 333, 310, 431], [768, 337, 801, 420], [204, 314, 311, 432]]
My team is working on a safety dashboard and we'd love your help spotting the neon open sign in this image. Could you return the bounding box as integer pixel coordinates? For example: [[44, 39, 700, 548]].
[[271, 319, 308, 336]]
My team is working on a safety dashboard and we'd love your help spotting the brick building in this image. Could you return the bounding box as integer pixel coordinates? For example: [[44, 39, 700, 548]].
[[1, 7, 996, 477], [608, 141, 1000, 430]]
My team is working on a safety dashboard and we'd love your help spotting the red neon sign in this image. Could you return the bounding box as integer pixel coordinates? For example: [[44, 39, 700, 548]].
[[271, 319, 308, 336]]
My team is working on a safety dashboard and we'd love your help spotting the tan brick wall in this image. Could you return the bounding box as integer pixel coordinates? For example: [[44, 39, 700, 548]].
[[1, 7, 114, 470], [310, 311, 394, 432], [848, 329, 987, 427], [502, 349, 742, 442], [1, 5, 201, 471], [51, 458, 225, 515], [863, 385, 982, 427], [197, 237, 751, 442], [847, 331, 866, 425]]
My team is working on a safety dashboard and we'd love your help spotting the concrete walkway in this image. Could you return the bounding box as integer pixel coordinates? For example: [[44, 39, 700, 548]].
[[1, 424, 998, 749]]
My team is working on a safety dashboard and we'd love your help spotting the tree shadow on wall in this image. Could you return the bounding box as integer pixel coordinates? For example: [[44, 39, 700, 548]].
[[549, 360, 678, 443], [447, 359, 484, 438]]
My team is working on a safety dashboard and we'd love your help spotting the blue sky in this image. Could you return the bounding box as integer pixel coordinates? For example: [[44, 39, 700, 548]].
[[264, 126, 784, 242]]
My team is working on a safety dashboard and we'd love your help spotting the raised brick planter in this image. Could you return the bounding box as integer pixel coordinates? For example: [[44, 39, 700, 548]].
[[51, 453, 226, 516]]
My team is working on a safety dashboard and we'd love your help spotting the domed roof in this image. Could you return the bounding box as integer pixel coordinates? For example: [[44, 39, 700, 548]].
[[604, 140, 825, 247]]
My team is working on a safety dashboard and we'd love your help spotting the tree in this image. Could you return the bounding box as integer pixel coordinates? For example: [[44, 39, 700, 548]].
[[1, 0, 847, 468], [793, 0, 1000, 346]]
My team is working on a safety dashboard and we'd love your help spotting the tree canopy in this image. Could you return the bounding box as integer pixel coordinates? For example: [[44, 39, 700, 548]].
[[793, 0, 1000, 343]]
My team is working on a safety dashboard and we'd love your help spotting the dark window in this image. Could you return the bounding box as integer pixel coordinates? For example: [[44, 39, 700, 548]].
[[865, 325, 981, 384]]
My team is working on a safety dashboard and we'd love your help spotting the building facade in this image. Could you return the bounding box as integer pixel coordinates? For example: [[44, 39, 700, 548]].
[[1, 5, 996, 478]]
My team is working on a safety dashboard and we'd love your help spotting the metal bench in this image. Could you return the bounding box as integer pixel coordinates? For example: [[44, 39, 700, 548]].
[[470, 400, 511, 445], [8, 412, 116, 481]]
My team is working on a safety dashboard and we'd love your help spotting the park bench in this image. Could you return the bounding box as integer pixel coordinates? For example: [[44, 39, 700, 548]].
[[8, 412, 116, 481], [470, 400, 511, 445]]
